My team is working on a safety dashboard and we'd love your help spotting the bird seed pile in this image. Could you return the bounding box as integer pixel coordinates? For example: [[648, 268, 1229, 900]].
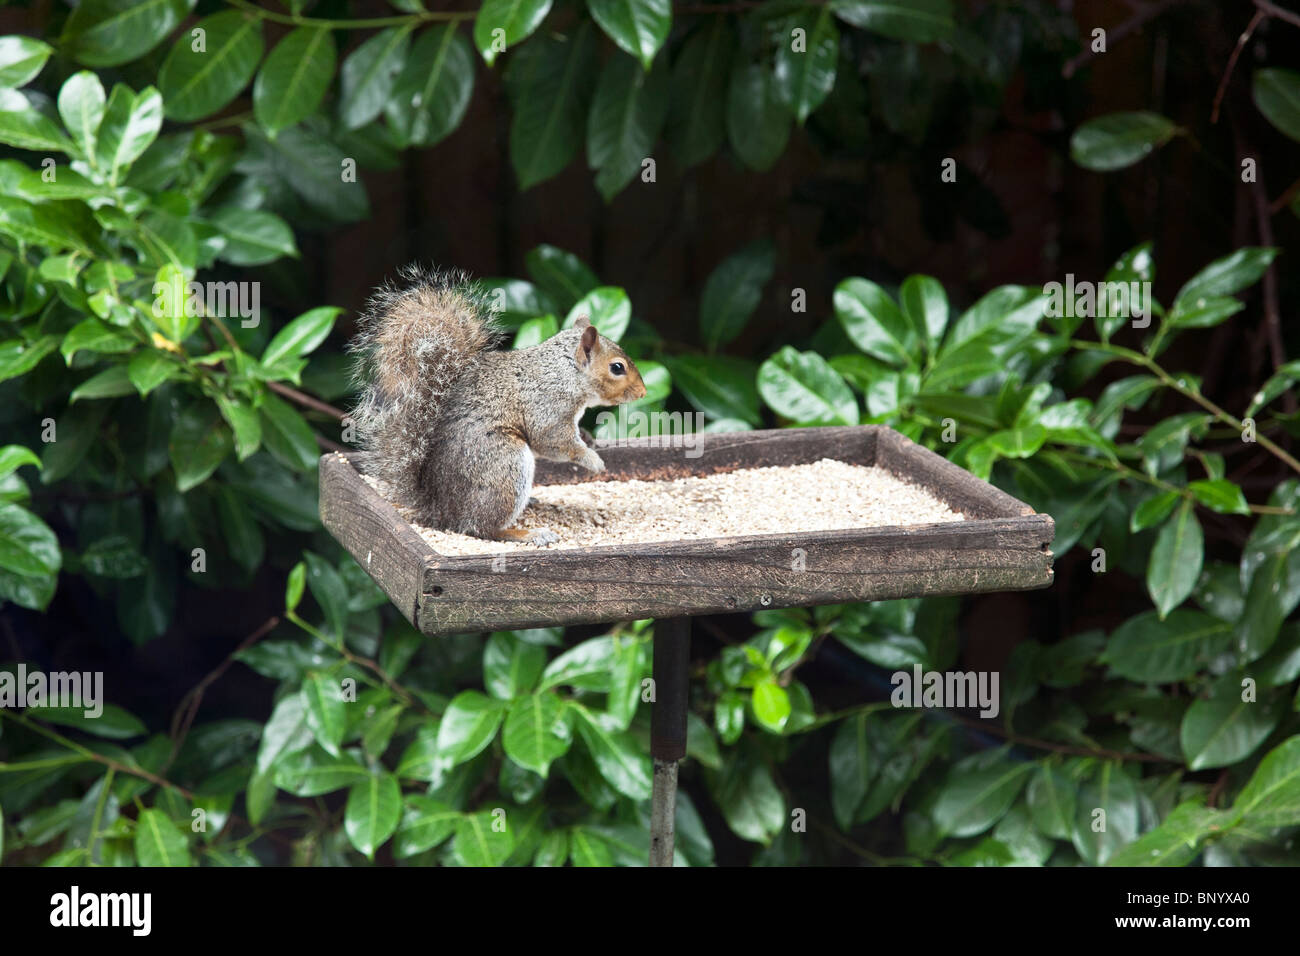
[[361, 457, 966, 556]]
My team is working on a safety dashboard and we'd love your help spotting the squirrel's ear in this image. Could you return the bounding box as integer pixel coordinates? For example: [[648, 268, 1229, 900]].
[[574, 313, 591, 329], [576, 324, 598, 365]]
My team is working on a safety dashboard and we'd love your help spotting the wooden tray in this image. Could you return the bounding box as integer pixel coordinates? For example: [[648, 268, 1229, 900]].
[[318, 425, 1055, 637]]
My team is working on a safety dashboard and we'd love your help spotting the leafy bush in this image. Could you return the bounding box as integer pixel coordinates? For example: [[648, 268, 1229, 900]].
[[1, 0, 1299, 866]]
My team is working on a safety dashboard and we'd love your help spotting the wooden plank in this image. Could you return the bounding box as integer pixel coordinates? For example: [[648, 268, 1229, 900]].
[[872, 427, 1037, 519], [534, 425, 877, 485], [318, 452, 434, 630], [418, 516, 1053, 635], [319, 424, 1056, 637]]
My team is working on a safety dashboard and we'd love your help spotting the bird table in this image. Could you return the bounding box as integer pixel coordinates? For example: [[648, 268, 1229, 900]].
[[318, 425, 1055, 866]]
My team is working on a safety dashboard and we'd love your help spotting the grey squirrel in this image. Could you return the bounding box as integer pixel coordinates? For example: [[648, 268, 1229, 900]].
[[349, 266, 647, 544]]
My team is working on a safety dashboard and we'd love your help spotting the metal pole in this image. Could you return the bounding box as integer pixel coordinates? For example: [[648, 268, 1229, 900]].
[[649, 616, 690, 867]]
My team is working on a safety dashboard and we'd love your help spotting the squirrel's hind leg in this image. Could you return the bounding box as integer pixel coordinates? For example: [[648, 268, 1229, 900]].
[[442, 433, 558, 545]]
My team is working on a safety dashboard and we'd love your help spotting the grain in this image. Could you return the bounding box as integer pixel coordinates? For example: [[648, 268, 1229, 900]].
[[360, 457, 966, 556]]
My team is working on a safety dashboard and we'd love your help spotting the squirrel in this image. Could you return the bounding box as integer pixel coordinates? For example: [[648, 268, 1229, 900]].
[[349, 266, 647, 545]]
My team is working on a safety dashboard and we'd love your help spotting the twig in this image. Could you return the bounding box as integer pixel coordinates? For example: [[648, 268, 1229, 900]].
[[1254, 0, 1300, 30], [267, 381, 347, 421], [1211, 9, 1265, 123], [1062, 0, 1185, 78], [169, 615, 281, 756]]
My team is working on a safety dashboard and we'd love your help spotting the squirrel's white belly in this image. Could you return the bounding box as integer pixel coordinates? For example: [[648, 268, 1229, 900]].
[[506, 445, 535, 526]]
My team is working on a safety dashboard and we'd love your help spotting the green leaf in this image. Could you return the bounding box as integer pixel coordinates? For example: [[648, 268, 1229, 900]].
[[78, 534, 147, 578], [169, 401, 232, 492], [1188, 479, 1250, 515], [0, 111, 74, 154], [244, 124, 370, 222], [751, 679, 790, 733], [453, 809, 513, 866], [1130, 490, 1180, 532], [1026, 765, 1075, 841], [503, 30, 592, 188], [338, 25, 412, 130], [95, 84, 164, 185], [1101, 609, 1232, 683], [666, 16, 733, 167], [568, 826, 613, 866], [1234, 736, 1300, 827], [301, 672, 347, 756], [773, 7, 839, 124], [725, 61, 791, 172], [62, 0, 196, 68], [1106, 800, 1239, 866], [539, 635, 617, 691], [394, 796, 459, 858], [344, 772, 401, 859], [273, 747, 369, 796], [437, 691, 505, 766], [302, 550, 348, 640], [700, 240, 774, 351], [1253, 68, 1300, 143], [0, 445, 41, 480], [211, 207, 298, 266], [830, 0, 955, 43], [758, 345, 859, 426], [708, 747, 784, 844], [134, 808, 191, 866], [1147, 501, 1203, 618], [70, 365, 134, 402], [284, 561, 306, 612], [253, 27, 335, 136], [587, 52, 669, 201], [588, 0, 671, 70], [127, 352, 177, 396], [525, 245, 600, 309], [1072, 762, 1140, 865], [0, 36, 53, 87], [258, 393, 319, 472], [0, 198, 92, 254], [262, 306, 339, 370], [60, 318, 132, 363], [1238, 547, 1300, 661], [215, 484, 263, 571], [28, 703, 144, 739], [474, 0, 552, 66], [565, 287, 630, 342], [57, 72, 107, 166], [388, 24, 476, 148], [1173, 248, 1277, 309], [1167, 295, 1243, 330], [933, 761, 1033, 837], [0, 336, 60, 384], [828, 712, 871, 830], [573, 707, 652, 800], [503, 693, 572, 775], [1181, 676, 1283, 771], [159, 11, 264, 122], [899, 274, 948, 352], [834, 277, 914, 366], [663, 355, 761, 425], [483, 631, 546, 699], [1070, 111, 1177, 171]]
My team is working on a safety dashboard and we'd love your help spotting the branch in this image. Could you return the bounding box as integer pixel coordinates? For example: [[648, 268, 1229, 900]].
[[267, 381, 346, 421], [1062, 0, 1186, 78], [1254, 0, 1300, 30], [1211, 9, 1266, 123]]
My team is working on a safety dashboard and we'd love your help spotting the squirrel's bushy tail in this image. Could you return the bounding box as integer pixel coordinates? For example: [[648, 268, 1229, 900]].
[[348, 266, 500, 511]]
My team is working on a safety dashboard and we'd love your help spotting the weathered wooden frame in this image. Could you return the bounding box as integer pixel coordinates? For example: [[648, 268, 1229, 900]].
[[319, 425, 1055, 637]]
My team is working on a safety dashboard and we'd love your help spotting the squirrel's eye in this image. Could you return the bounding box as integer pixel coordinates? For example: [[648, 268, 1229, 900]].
[[610, 362, 625, 376]]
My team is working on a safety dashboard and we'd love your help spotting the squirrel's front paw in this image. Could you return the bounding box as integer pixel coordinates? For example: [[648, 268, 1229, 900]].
[[578, 448, 606, 473], [525, 527, 559, 546]]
